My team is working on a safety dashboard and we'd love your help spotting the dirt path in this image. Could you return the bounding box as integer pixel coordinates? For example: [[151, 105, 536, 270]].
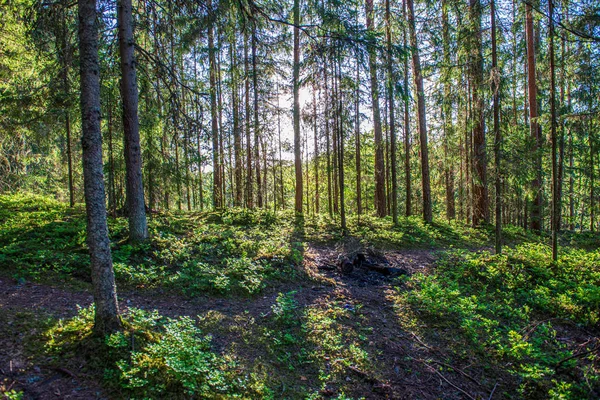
[[0, 247, 496, 399]]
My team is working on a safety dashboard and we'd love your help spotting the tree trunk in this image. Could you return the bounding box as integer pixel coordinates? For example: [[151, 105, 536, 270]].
[[406, 0, 432, 223], [252, 27, 263, 209], [232, 39, 242, 207], [491, 0, 501, 253], [355, 52, 362, 216], [441, 0, 455, 220], [244, 32, 253, 208], [549, 0, 558, 260], [293, 0, 302, 214], [403, 0, 411, 217], [313, 81, 320, 214], [469, 0, 488, 226], [526, 1, 542, 232], [365, 0, 386, 217], [117, 0, 148, 241], [385, 0, 398, 224], [208, 0, 221, 209], [78, 0, 120, 334]]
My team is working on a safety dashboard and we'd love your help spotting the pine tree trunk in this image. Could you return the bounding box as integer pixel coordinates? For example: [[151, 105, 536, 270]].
[[403, 0, 411, 217], [231, 40, 243, 207], [491, 0, 502, 254], [78, 0, 120, 334], [355, 52, 362, 216], [252, 27, 263, 208], [244, 32, 253, 208], [208, 0, 221, 209], [526, 1, 542, 232], [441, 0, 455, 220], [118, 0, 148, 241], [549, 0, 558, 259], [406, 0, 432, 223], [469, 0, 488, 226], [293, 0, 303, 214], [313, 81, 320, 214], [365, 0, 387, 217], [386, 0, 398, 224]]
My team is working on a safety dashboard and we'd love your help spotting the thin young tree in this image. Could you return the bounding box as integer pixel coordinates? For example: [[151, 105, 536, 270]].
[[549, 0, 559, 260], [78, 0, 120, 334], [385, 0, 398, 225], [491, 0, 501, 253], [293, 0, 303, 214]]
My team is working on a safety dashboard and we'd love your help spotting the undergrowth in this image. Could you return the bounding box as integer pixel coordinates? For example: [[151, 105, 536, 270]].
[[397, 243, 600, 399]]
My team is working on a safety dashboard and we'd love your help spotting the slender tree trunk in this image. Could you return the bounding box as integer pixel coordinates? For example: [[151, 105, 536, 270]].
[[441, 0, 455, 220], [292, 0, 303, 214], [469, 0, 488, 226], [78, 0, 120, 334], [336, 56, 347, 233], [355, 53, 362, 216], [61, 12, 75, 208], [365, 0, 386, 217], [406, 0, 432, 223], [403, 0, 411, 217], [231, 40, 242, 207], [313, 81, 320, 214], [107, 89, 116, 218], [208, 0, 221, 209], [118, 0, 148, 241], [325, 59, 333, 217], [526, 1, 542, 232], [491, 0, 502, 253], [244, 32, 253, 208], [251, 27, 263, 209], [386, 0, 398, 224], [276, 83, 285, 209], [549, 0, 558, 259]]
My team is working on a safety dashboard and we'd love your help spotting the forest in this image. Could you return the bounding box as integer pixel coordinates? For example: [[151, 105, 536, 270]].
[[0, 0, 599, 398]]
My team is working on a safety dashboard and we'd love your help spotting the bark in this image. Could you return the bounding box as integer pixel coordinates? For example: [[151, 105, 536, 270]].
[[78, 0, 120, 334], [313, 81, 320, 214], [469, 0, 488, 226], [60, 7, 75, 208], [355, 52, 362, 216], [118, 0, 148, 241], [335, 55, 346, 233], [491, 0, 501, 253], [549, 0, 558, 259], [208, 0, 222, 209], [252, 27, 263, 208], [441, 0, 455, 220], [293, 0, 303, 214], [386, 0, 398, 224], [406, 0, 432, 223], [365, 0, 386, 217], [403, 0, 411, 217], [526, 1, 542, 232], [231, 40, 243, 207], [244, 32, 253, 208]]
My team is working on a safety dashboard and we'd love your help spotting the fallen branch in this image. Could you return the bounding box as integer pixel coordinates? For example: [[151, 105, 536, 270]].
[[429, 359, 482, 386], [426, 363, 477, 400], [488, 382, 498, 400], [556, 343, 600, 369]]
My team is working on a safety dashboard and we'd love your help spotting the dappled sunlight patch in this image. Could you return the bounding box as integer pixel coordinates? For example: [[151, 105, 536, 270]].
[[43, 306, 265, 399], [396, 244, 600, 398]]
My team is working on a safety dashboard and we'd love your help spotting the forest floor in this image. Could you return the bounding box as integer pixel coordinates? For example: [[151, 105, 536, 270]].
[[0, 194, 599, 399], [0, 248, 497, 399]]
